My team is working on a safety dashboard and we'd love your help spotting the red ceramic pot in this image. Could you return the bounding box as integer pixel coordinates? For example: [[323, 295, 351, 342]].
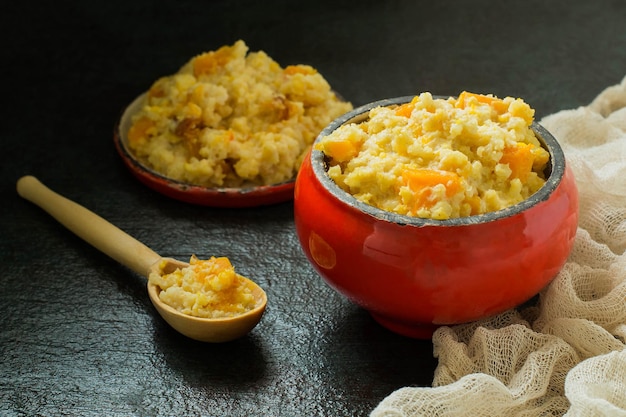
[[294, 97, 579, 339]]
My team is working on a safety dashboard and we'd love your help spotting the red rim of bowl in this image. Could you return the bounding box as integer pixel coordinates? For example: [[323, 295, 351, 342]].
[[113, 93, 296, 208]]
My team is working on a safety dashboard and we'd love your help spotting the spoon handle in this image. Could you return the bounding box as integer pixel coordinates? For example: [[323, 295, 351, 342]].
[[17, 175, 161, 277]]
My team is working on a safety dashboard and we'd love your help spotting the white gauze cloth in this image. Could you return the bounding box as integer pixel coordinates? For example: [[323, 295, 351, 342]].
[[371, 75, 626, 417]]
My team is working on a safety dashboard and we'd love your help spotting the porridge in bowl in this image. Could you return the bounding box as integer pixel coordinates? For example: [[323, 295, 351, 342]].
[[149, 255, 257, 319], [127, 40, 352, 188], [315, 91, 549, 220]]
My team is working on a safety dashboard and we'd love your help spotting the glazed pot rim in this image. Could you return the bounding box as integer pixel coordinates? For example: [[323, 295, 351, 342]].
[[310, 95, 567, 226]]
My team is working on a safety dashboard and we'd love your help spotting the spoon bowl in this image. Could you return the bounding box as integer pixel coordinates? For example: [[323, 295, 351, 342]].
[[16, 175, 267, 343], [147, 270, 267, 342]]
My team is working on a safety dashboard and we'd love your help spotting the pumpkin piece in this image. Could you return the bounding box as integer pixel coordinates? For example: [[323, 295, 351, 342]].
[[401, 168, 462, 209], [316, 138, 361, 162], [395, 102, 414, 118], [192, 45, 233, 76], [128, 117, 155, 147], [283, 65, 318, 76], [456, 91, 509, 114], [500, 142, 534, 182]]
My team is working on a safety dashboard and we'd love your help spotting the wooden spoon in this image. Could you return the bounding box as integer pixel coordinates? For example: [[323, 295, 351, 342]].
[[16, 175, 267, 343]]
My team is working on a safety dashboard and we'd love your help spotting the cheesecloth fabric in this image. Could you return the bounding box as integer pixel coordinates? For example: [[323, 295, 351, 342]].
[[371, 75, 626, 417]]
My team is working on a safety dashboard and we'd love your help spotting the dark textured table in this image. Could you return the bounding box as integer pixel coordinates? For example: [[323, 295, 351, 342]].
[[2, 1, 625, 416]]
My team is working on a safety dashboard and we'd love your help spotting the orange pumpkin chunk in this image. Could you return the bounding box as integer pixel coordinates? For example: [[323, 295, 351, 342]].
[[128, 117, 155, 147], [456, 91, 509, 114], [402, 168, 462, 209], [192, 45, 233, 76], [283, 65, 318, 76], [500, 143, 534, 182]]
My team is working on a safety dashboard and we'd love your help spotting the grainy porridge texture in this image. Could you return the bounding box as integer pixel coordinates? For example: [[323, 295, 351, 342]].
[[148, 256, 257, 318], [127, 40, 352, 187], [316, 92, 549, 220]]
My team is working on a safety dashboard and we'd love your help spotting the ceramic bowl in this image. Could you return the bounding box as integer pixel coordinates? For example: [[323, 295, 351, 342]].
[[294, 96, 579, 338], [113, 93, 295, 207]]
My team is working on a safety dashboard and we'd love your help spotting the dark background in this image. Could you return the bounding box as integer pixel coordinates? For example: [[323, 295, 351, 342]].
[[2, 1, 625, 416]]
